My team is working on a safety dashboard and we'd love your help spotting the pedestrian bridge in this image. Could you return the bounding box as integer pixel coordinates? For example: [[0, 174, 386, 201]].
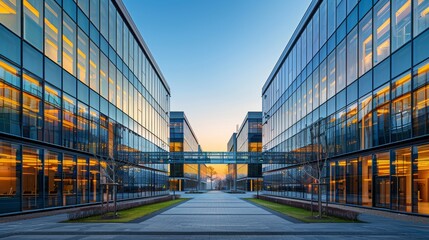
[[117, 151, 314, 165]]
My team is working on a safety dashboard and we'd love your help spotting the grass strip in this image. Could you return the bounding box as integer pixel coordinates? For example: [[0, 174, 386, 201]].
[[68, 198, 187, 223], [247, 198, 359, 223]]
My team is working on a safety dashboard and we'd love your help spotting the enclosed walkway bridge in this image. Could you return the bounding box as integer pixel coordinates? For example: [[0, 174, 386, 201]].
[[118, 151, 315, 165]]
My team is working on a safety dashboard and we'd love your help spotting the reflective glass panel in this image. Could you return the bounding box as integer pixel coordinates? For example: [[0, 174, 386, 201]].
[[374, 0, 390, 65], [347, 27, 358, 85], [45, 0, 61, 64], [414, 0, 429, 36], [359, 12, 373, 76], [63, 13, 76, 75], [23, 0, 43, 50], [392, 0, 412, 51], [0, 0, 21, 35]]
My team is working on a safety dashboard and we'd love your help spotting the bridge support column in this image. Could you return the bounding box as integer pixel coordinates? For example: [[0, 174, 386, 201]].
[[233, 163, 237, 191], [197, 164, 201, 191]]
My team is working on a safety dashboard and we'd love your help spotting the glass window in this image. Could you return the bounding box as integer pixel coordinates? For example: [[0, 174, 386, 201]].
[[414, 84, 429, 136], [337, 0, 346, 26], [63, 154, 76, 206], [414, 0, 429, 36], [359, 94, 372, 149], [373, 84, 391, 146], [78, 0, 89, 17], [374, 59, 391, 89], [77, 157, 88, 204], [320, 59, 327, 104], [346, 158, 359, 204], [414, 144, 429, 214], [77, 102, 89, 151], [108, 61, 116, 104], [374, 0, 390, 65], [307, 23, 313, 61], [413, 29, 429, 65], [22, 146, 42, 210], [77, 29, 89, 85], [413, 62, 429, 136], [116, 71, 122, 110], [374, 152, 391, 208], [89, 158, 100, 202], [414, 59, 429, 89], [100, 53, 108, 99], [44, 151, 61, 207], [320, 0, 327, 46], [347, 27, 358, 85], [313, 67, 320, 109], [361, 155, 373, 207], [346, 103, 358, 152], [63, 13, 76, 75], [359, 11, 373, 76], [90, 0, 99, 29], [0, 59, 20, 136], [63, 0, 76, 20], [337, 39, 346, 92], [0, 141, 20, 214], [44, 84, 61, 144], [63, 94, 76, 148], [117, 14, 123, 58], [45, 0, 62, 65], [313, 9, 319, 55], [392, 42, 411, 77], [108, 1, 116, 49], [392, 147, 412, 212], [391, 92, 411, 141], [0, 0, 21, 35], [23, 0, 43, 50], [22, 73, 42, 141], [89, 41, 99, 92], [347, 0, 358, 14], [359, 0, 372, 19], [392, 72, 411, 99], [0, 24, 20, 64], [392, 0, 412, 51], [328, 51, 336, 99], [100, 0, 108, 38], [328, 0, 336, 38]]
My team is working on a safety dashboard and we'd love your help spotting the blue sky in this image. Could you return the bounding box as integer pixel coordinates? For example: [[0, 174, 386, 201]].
[[123, 0, 311, 151]]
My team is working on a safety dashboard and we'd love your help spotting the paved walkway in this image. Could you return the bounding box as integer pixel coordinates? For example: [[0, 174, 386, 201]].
[[0, 191, 428, 239]]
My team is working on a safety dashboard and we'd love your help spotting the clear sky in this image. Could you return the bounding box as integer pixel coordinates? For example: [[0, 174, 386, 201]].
[[123, 0, 311, 151]]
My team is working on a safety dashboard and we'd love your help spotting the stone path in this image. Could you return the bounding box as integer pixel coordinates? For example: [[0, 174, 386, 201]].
[[0, 191, 428, 239]]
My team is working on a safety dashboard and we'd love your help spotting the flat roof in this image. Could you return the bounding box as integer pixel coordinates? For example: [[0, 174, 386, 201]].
[[237, 111, 262, 138], [170, 111, 200, 146], [262, 0, 318, 95], [115, 0, 171, 94]]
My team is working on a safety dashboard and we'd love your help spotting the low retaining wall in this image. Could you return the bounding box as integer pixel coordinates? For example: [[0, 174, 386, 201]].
[[258, 195, 359, 221], [68, 195, 177, 221]]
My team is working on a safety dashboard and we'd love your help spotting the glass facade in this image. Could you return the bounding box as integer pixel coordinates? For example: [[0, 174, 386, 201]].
[[262, 0, 429, 216], [227, 112, 263, 191], [169, 112, 207, 191], [0, 0, 170, 215]]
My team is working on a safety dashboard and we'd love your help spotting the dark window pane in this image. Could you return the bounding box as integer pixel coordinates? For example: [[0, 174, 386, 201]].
[[392, 42, 411, 77]]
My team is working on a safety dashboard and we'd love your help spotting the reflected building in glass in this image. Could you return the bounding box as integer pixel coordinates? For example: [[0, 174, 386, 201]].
[[262, 0, 429, 215], [227, 112, 263, 191], [169, 111, 207, 191], [0, 0, 170, 215]]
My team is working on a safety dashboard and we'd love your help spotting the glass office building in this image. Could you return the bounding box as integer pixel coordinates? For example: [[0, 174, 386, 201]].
[[227, 112, 263, 191], [169, 111, 207, 191], [0, 0, 170, 215], [262, 0, 429, 215]]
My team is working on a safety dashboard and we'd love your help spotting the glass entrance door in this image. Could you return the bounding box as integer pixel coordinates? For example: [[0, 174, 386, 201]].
[[375, 176, 390, 208]]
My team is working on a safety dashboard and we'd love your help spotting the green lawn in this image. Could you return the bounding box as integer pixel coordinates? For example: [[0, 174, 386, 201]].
[[68, 198, 187, 223], [247, 198, 359, 223]]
